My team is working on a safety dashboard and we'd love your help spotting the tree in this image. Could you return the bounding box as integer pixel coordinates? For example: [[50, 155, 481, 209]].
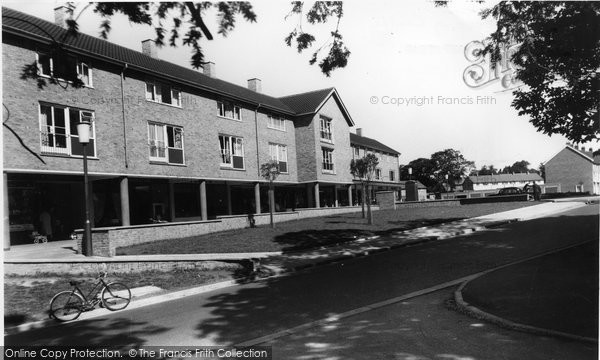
[[402, 158, 437, 190], [538, 163, 546, 181], [480, 2, 600, 143], [430, 149, 475, 191], [500, 160, 530, 174], [16, 1, 350, 87], [471, 164, 498, 176], [350, 154, 379, 225], [260, 160, 280, 228]]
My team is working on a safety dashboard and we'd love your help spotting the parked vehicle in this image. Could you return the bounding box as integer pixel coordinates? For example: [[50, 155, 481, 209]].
[[491, 187, 523, 196]]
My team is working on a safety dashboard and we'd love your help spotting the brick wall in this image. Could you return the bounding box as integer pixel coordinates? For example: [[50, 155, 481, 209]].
[[294, 115, 317, 182], [2, 36, 298, 183], [546, 148, 594, 193], [375, 191, 396, 210]]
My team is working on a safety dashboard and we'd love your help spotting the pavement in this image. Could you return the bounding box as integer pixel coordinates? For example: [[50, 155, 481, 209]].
[[4, 198, 597, 340]]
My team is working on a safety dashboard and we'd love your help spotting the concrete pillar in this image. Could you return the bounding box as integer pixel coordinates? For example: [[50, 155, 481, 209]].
[[226, 182, 232, 215], [334, 185, 339, 207], [314, 182, 320, 208], [347, 185, 353, 206], [254, 182, 261, 214], [200, 180, 207, 220], [4, 173, 10, 250], [168, 182, 176, 220], [119, 177, 130, 226]]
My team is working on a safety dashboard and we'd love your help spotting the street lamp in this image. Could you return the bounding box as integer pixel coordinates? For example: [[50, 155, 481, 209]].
[[408, 167, 412, 181], [77, 120, 93, 256]]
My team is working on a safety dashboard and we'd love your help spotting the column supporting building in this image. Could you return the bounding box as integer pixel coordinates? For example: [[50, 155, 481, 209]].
[[200, 180, 207, 220], [119, 177, 130, 226], [254, 182, 261, 214]]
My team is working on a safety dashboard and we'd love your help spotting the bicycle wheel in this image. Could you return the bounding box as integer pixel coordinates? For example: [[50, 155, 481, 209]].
[[101, 282, 131, 311], [50, 291, 84, 322]]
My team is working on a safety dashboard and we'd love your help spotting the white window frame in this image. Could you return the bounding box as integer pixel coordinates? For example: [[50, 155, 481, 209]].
[[376, 168, 382, 180], [147, 122, 185, 164], [319, 115, 333, 143], [217, 101, 242, 121], [145, 81, 182, 107], [269, 143, 289, 173], [219, 135, 245, 169], [267, 116, 286, 131], [36, 52, 93, 87], [322, 147, 334, 173], [39, 103, 97, 157]]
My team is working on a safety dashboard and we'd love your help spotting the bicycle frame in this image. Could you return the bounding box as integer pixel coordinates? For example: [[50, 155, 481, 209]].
[[70, 276, 111, 306]]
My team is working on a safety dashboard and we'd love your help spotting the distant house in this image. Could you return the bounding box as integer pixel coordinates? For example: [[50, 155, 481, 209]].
[[398, 180, 428, 201], [350, 129, 401, 202], [544, 144, 600, 195], [463, 173, 544, 191]]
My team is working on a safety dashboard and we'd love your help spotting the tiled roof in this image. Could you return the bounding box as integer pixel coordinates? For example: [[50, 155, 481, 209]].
[[2, 7, 295, 115], [279, 88, 335, 114], [467, 173, 543, 184], [350, 133, 400, 155]]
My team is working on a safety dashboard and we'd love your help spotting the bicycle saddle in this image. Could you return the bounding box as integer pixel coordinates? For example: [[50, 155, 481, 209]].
[[69, 280, 82, 286]]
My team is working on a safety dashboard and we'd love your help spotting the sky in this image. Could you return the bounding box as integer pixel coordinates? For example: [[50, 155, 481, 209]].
[[3, 0, 596, 170]]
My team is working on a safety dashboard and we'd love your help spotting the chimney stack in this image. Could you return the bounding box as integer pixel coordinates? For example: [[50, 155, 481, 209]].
[[356, 128, 363, 137], [54, 5, 72, 29], [247, 78, 262, 93], [202, 62, 216, 78], [141, 39, 157, 58]]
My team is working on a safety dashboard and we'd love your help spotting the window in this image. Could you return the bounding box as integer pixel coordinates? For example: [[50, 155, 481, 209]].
[[218, 101, 242, 120], [268, 116, 286, 131], [322, 147, 334, 172], [36, 53, 92, 86], [269, 143, 288, 173], [219, 135, 244, 169], [354, 147, 360, 157], [376, 169, 382, 180], [147, 122, 184, 164], [39, 103, 96, 157], [320, 116, 333, 142], [389, 170, 395, 181], [145, 81, 181, 107]]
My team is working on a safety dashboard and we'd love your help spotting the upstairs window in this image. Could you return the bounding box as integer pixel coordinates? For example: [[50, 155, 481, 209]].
[[268, 116, 286, 131], [322, 147, 334, 172], [269, 143, 288, 173], [375, 169, 382, 180], [320, 115, 333, 142], [389, 170, 395, 182], [148, 122, 184, 164], [145, 81, 181, 107], [39, 103, 96, 157], [36, 53, 93, 86], [217, 101, 242, 120], [219, 135, 244, 169]]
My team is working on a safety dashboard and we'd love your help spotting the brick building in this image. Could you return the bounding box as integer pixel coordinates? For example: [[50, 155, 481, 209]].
[[2, 7, 400, 246], [349, 129, 401, 202], [544, 144, 600, 195]]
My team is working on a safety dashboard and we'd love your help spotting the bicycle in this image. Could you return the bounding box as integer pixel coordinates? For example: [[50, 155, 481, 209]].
[[49, 272, 131, 322]]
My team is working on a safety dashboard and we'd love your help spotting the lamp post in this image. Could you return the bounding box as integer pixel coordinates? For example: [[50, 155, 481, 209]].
[[408, 167, 412, 181], [77, 120, 93, 256]]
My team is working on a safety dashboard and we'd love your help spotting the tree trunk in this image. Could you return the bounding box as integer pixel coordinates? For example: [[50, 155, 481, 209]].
[[360, 182, 366, 218], [268, 183, 275, 228], [366, 183, 373, 225]]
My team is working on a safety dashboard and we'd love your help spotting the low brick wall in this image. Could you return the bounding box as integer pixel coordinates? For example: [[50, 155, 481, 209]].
[[5, 260, 247, 276], [460, 194, 529, 204], [376, 191, 397, 210], [395, 199, 461, 208], [75, 206, 367, 257]]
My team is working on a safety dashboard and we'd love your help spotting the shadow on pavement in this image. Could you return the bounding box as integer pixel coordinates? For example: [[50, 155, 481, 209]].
[[4, 317, 170, 347]]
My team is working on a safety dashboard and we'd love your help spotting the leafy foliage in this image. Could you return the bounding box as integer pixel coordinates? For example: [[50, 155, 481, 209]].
[[430, 149, 475, 190], [350, 153, 379, 183], [286, 1, 350, 76], [260, 160, 281, 183], [479, 1, 600, 142]]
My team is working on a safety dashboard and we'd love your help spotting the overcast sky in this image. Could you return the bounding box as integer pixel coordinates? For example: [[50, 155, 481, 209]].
[[4, 0, 595, 170]]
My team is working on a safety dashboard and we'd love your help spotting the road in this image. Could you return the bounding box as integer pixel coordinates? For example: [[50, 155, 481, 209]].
[[5, 205, 598, 359]]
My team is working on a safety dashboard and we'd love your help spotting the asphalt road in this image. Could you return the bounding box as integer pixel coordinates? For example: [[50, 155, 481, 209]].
[[5, 205, 598, 357]]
